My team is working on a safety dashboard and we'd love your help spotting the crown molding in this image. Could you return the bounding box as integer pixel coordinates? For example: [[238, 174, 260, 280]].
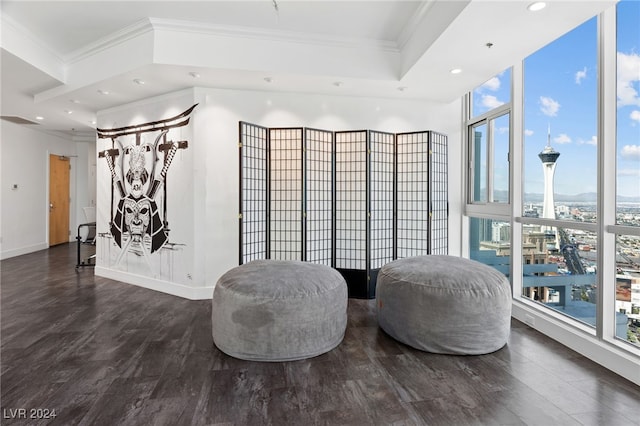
[[396, 0, 437, 51], [64, 18, 155, 64], [63, 16, 399, 66], [148, 17, 400, 52], [0, 13, 66, 82]]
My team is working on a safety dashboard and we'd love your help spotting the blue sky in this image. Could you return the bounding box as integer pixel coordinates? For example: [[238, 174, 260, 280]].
[[473, 0, 640, 200], [616, 0, 640, 199]]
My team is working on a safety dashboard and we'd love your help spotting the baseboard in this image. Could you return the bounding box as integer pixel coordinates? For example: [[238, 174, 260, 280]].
[[512, 301, 640, 386], [1, 243, 48, 260], [95, 266, 214, 300]]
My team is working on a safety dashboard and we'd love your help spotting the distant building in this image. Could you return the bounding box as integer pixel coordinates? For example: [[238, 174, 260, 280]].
[[557, 205, 571, 219], [523, 205, 539, 218], [539, 126, 560, 248], [539, 133, 560, 221], [616, 274, 640, 315], [491, 221, 511, 243]]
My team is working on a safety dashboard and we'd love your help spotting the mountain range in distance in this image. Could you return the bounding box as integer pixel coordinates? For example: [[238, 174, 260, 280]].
[[494, 191, 640, 203]]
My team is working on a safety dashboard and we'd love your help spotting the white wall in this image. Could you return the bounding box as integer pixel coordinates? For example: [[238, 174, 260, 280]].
[[73, 137, 97, 242], [0, 121, 93, 259], [93, 87, 461, 300]]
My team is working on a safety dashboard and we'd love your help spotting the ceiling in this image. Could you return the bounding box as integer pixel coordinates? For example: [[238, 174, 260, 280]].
[[0, 0, 618, 139]]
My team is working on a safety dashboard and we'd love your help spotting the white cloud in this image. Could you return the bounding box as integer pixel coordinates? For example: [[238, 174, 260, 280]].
[[617, 52, 640, 107], [575, 67, 587, 84], [481, 77, 501, 92], [481, 94, 505, 109], [631, 110, 640, 123], [540, 96, 560, 117], [621, 144, 640, 160], [496, 126, 509, 134], [618, 169, 640, 177], [578, 136, 597, 146], [524, 129, 534, 137], [553, 133, 572, 144], [618, 83, 639, 107]]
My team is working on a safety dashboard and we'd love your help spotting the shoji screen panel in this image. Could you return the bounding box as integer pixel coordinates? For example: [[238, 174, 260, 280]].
[[239, 122, 448, 298], [429, 131, 448, 255], [305, 128, 333, 265], [369, 131, 395, 271], [396, 132, 430, 258], [239, 122, 268, 264], [335, 131, 368, 274], [269, 128, 303, 261]]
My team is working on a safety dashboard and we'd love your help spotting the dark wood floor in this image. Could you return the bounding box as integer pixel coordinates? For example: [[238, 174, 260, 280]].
[[1, 243, 639, 426]]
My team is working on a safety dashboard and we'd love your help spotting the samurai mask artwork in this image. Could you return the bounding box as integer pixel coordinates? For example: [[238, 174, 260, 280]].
[[98, 104, 196, 265], [111, 195, 167, 253], [110, 145, 168, 254]]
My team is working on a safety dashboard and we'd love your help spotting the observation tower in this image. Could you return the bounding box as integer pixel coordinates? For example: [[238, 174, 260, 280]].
[[539, 127, 560, 221], [538, 126, 560, 248]]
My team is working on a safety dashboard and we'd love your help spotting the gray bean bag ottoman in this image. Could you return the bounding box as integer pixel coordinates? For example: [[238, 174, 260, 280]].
[[376, 255, 512, 355], [212, 260, 348, 362]]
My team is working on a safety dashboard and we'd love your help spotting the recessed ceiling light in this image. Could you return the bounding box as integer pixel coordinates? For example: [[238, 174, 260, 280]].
[[97, 89, 110, 95], [333, 81, 343, 87], [450, 68, 462, 74], [264, 77, 273, 83], [189, 72, 200, 78], [527, 2, 546, 12], [65, 110, 73, 114], [36, 116, 44, 120], [70, 99, 81, 104], [133, 78, 145, 85]]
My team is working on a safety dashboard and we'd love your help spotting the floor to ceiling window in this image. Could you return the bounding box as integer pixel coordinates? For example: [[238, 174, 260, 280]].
[[467, 70, 512, 270], [614, 0, 640, 346], [465, 0, 640, 358], [521, 16, 601, 332]]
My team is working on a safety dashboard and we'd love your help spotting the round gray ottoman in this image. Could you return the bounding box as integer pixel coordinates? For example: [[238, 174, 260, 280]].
[[212, 260, 348, 362], [376, 255, 512, 355]]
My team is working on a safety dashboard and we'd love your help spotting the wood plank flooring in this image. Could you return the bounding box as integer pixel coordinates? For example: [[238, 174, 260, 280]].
[[1, 243, 639, 425]]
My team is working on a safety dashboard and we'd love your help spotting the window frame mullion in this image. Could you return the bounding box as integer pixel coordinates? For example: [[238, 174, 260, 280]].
[[597, 7, 618, 344]]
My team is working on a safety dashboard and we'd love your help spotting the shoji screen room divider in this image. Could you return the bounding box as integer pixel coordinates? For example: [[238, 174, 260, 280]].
[[239, 122, 447, 299]]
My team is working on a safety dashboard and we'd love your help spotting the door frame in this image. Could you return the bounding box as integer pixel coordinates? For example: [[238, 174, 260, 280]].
[[46, 151, 77, 247]]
